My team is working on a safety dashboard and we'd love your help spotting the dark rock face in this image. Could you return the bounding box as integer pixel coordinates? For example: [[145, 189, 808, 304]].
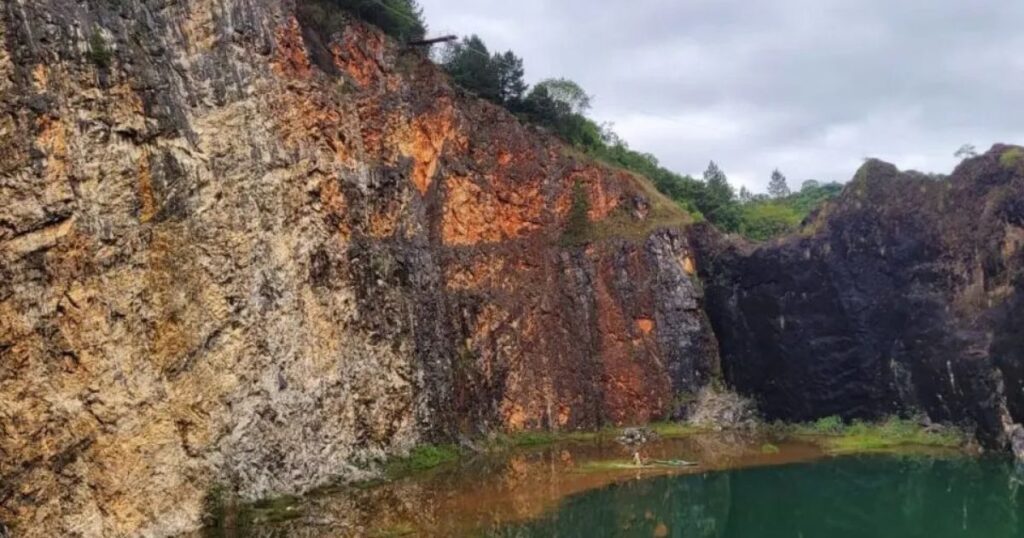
[[692, 147, 1024, 448]]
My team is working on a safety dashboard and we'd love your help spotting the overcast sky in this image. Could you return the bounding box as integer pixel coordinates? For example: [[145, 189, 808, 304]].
[[418, 0, 1024, 192]]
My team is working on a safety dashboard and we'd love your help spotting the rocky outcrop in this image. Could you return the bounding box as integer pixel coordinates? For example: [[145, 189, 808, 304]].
[[692, 146, 1024, 449], [0, 1, 718, 535]]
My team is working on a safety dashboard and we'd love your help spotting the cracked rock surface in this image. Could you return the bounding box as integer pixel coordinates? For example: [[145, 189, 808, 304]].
[[0, 2, 718, 535]]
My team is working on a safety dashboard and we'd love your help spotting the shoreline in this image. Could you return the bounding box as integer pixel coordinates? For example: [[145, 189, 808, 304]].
[[195, 420, 972, 537]]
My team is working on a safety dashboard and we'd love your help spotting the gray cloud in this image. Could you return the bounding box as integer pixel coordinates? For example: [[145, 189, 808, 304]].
[[419, 0, 1024, 191]]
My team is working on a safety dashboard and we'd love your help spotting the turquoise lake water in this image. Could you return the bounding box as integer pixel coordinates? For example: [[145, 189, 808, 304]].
[[493, 456, 1024, 537]]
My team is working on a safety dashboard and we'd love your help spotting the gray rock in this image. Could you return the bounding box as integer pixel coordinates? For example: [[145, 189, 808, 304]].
[[618, 427, 660, 446], [1011, 425, 1024, 463]]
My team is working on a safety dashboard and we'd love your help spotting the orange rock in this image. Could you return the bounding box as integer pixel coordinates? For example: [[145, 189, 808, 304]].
[[272, 18, 313, 79]]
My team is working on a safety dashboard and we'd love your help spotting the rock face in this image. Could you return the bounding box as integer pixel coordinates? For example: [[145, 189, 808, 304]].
[[693, 147, 1024, 449], [0, 1, 718, 535]]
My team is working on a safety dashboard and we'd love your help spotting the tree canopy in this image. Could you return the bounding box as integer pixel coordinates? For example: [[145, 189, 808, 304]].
[[532, 78, 591, 114], [737, 179, 844, 240], [441, 36, 528, 109], [768, 169, 791, 198], [305, 0, 427, 42], [695, 162, 738, 231]]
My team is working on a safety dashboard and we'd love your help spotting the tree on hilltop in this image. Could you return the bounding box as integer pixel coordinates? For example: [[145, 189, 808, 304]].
[[768, 168, 790, 198]]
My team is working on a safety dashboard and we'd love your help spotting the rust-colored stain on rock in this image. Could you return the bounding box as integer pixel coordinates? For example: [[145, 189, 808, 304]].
[[0, 7, 719, 537]]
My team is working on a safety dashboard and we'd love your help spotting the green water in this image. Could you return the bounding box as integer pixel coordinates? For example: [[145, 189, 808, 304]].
[[493, 456, 1024, 537]]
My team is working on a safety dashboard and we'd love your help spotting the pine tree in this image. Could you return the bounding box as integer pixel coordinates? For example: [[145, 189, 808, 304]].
[[704, 161, 734, 200], [494, 51, 527, 108], [442, 37, 527, 110], [442, 36, 501, 103], [699, 161, 740, 231], [768, 168, 791, 198]]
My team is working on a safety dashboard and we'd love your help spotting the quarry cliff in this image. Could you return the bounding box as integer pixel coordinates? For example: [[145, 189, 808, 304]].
[[692, 147, 1024, 450], [0, 1, 717, 535], [3, 1, 1024, 537]]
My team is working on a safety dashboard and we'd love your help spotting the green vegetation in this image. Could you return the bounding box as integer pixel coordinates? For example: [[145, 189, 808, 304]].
[[384, 443, 460, 477], [433, 29, 848, 240], [483, 418, 960, 459], [737, 180, 843, 240], [804, 415, 845, 435], [999, 147, 1023, 170], [87, 29, 112, 68], [783, 416, 965, 454], [484, 421, 701, 452], [738, 201, 802, 241], [767, 169, 791, 198], [561, 179, 592, 245], [440, 36, 526, 108], [438, 33, 845, 239], [954, 143, 979, 160], [487, 430, 607, 450], [298, 0, 426, 42], [583, 173, 693, 244]]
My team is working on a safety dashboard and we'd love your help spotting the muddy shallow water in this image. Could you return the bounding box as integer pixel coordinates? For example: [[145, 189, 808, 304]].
[[195, 432, 975, 537]]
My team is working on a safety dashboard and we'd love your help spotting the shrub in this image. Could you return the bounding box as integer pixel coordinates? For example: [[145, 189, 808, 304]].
[[87, 29, 112, 68], [999, 147, 1023, 170], [811, 415, 844, 434], [561, 180, 592, 245], [738, 201, 802, 241]]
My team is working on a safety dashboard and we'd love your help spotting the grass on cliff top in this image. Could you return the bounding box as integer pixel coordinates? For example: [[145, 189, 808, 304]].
[[1000, 147, 1024, 170], [777, 416, 966, 454], [559, 147, 693, 246], [586, 172, 694, 243]]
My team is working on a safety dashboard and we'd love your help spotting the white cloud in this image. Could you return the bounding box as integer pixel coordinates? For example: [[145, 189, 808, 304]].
[[418, 0, 1024, 192]]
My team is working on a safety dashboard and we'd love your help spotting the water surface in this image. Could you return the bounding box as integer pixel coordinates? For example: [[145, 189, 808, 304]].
[[198, 434, 1018, 537], [497, 456, 1024, 537]]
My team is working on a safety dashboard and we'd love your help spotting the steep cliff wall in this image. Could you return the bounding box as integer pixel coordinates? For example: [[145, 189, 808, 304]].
[[0, 1, 718, 536], [693, 146, 1024, 449]]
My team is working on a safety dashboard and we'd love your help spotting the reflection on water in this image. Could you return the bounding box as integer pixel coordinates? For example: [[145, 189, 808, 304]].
[[497, 456, 1024, 538], [195, 434, 1012, 538], [197, 432, 825, 537]]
